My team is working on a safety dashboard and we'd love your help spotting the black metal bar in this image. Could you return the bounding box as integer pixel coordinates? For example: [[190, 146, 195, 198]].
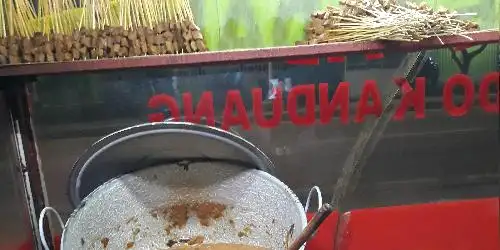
[[4, 77, 53, 250]]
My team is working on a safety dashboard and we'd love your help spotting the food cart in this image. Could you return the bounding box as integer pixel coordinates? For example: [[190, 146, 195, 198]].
[[0, 0, 498, 249]]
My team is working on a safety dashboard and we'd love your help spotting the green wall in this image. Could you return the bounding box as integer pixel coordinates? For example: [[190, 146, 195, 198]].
[[191, 0, 498, 50], [191, 0, 324, 50], [190, 0, 498, 82]]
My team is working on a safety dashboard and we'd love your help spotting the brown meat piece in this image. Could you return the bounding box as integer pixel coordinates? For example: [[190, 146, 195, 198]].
[[165, 41, 174, 53], [191, 30, 203, 40], [80, 36, 91, 48], [43, 43, 54, 54], [63, 52, 72, 61], [127, 30, 137, 41], [0, 45, 7, 56], [8, 55, 20, 64], [195, 40, 207, 51], [118, 47, 128, 57], [8, 44, 19, 56], [0, 55, 8, 64], [21, 38, 33, 54], [46, 53, 55, 62], [35, 53, 45, 62]]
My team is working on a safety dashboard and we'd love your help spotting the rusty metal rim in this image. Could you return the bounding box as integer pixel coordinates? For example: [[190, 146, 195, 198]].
[[0, 31, 498, 77]]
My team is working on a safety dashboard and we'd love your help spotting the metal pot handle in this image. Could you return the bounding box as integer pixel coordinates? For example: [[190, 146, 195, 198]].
[[304, 186, 323, 212], [39, 207, 64, 250]]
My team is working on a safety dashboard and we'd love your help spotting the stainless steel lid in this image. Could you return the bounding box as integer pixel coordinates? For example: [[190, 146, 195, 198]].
[[68, 122, 274, 207]]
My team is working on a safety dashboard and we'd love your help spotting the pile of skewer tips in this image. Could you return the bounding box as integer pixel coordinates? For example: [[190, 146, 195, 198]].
[[300, 0, 480, 44]]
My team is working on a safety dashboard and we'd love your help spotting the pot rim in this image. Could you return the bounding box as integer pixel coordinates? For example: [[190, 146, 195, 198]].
[[68, 122, 275, 207]]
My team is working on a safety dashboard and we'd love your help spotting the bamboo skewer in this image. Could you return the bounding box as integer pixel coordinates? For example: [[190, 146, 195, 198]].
[[0, 0, 5, 38], [301, 0, 480, 45], [0, 0, 208, 65]]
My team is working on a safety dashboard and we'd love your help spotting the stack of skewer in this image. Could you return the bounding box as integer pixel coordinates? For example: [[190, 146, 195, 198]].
[[0, 0, 208, 65], [300, 0, 480, 45]]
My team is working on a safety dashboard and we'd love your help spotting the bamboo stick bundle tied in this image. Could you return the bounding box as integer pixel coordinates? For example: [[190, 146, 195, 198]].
[[0, 0, 208, 65], [299, 0, 480, 45]]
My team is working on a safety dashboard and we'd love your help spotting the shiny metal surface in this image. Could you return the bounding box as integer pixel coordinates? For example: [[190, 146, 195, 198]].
[[0, 91, 34, 249], [30, 48, 499, 236], [68, 122, 274, 207], [62, 163, 306, 250]]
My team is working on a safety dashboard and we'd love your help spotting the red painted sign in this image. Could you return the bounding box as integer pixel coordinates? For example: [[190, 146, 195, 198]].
[[147, 72, 499, 130]]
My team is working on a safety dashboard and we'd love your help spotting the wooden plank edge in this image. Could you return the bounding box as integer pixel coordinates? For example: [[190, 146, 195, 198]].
[[0, 30, 498, 77]]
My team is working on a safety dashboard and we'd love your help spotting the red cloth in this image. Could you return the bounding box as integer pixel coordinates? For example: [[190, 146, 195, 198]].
[[339, 198, 500, 250], [305, 211, 339, 250], [13, 198, 500, 250]]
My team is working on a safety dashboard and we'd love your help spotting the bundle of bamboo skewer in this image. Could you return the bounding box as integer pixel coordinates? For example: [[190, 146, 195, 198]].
[[0, 0, 207, 65], [300, 0, 480, 45]]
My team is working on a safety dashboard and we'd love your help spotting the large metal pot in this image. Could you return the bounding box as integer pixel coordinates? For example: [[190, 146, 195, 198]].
[[51, 162, 312, 249], [40, 122, 321, 249]]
